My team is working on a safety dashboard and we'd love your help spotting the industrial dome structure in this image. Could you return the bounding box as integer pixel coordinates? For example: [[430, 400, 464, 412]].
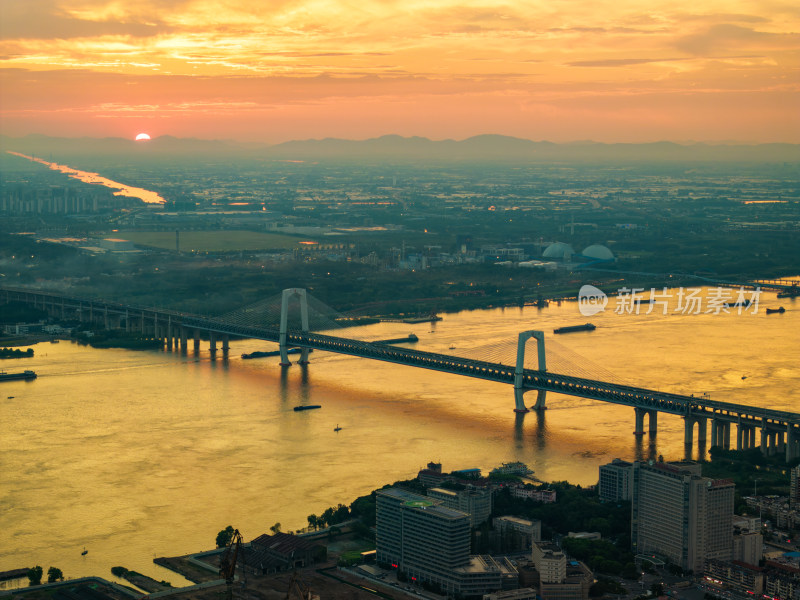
[[542, 242, 574, 259], [581, 244, 615, 261]]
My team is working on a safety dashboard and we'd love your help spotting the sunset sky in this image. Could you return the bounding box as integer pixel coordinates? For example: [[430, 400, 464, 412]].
[[1, 0, 798, 143]]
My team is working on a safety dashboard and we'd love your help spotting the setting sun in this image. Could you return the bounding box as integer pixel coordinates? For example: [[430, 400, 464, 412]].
[[0, 0, 797, 144], [135, 133, 151, 141]]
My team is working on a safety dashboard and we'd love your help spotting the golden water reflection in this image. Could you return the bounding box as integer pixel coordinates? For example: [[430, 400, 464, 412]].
[[6, 151, 166, 204], [0, 288, 797, 583]]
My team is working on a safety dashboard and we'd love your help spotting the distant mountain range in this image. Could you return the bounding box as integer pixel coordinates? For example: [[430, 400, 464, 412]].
[[1, 133, 798, 163]]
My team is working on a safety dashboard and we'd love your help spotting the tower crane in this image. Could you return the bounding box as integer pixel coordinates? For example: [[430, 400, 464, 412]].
[[219, 529, 245, 600]]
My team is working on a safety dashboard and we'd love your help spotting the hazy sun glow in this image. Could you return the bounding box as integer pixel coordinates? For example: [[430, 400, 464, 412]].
[[135, 133, 151, 141], [0, 0, 797, 143]]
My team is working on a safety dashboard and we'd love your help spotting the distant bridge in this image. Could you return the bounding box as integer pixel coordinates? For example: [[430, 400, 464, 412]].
[[3, 285, 798, 460], [579, 268, 800, 295]]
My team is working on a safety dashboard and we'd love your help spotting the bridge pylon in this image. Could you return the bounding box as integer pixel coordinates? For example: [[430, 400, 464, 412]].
[[514, 331, 547, 413], [279, 288, 310, 366]]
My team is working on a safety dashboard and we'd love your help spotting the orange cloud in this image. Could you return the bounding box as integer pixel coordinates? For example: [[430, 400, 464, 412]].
[[0, 0, 798, 142]]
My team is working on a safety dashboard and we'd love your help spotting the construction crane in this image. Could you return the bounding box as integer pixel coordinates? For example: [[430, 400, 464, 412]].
[[219, 529, 245, 600]]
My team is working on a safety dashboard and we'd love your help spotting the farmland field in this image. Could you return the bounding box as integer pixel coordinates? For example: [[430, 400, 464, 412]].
[[113, 230, 313, 252]]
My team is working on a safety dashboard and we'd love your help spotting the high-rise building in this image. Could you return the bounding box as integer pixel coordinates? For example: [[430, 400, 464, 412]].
[[493, 516, 542, 550], [376, 487, 516, 595], [631, 461, 734, 572], [598, 459, 634, 502], [532, 542, 567, 583], [532, 541, 593, 600], [790, 465, 800, 508], [428, 486, 492, 527]]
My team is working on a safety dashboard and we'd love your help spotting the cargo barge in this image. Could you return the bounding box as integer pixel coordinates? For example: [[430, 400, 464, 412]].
[[0, 370, 37, 382], [553, 323, 596, 334], [375, 334, 419, 344], [242, 348, 313, 359]]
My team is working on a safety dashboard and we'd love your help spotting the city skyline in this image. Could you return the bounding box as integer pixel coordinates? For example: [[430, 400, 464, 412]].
[[1, 0, 798, 144]]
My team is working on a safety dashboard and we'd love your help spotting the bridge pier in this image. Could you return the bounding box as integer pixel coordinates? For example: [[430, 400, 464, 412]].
[[634, 408, 645, 436], [786, 426, 799, 462], [209, 332, 217, 354], [194, 329, 200, 353], [633, 408, 658, 436], [738, 423, 757, 451], [513, 331, 546, 413], [221, 334, 229, 355], [180, 326, 188, 352], [683, 415, 707, 447]]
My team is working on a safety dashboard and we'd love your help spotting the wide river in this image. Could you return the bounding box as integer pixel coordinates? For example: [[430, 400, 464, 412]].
[[1, 286, 798, 585]]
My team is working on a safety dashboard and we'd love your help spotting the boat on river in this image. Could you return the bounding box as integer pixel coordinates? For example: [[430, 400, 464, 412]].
[[490, 461, 534, 477], [766, 307, 786, 314], [0, 370, 37, 382], [375, 334, 419, 344], [553, 323, 596, 334], [293, 405, 321, 412], [242, 348, 313, 359], [724, 300, 752, 308]]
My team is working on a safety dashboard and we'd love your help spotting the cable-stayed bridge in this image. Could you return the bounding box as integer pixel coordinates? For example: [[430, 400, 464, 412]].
[[3, 285, 799, 460]]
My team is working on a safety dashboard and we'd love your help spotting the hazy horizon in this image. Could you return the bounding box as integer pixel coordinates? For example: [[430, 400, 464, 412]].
[[3, 132, 799, 147]]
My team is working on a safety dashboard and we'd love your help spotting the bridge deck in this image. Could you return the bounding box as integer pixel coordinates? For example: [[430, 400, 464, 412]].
[[4, 285, 799, 427]]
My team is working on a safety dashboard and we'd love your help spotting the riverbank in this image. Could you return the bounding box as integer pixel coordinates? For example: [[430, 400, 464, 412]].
[[0, 335, 52, 348], [0, 348, 34, 359]]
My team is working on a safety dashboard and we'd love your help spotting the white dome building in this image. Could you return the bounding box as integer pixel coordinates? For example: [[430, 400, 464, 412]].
[[542, 242, 575, 260], [581, 244, 615, 261]]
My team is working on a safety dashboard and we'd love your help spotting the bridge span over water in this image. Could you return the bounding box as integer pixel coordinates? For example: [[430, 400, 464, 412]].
[[4, 285, 798, 460]]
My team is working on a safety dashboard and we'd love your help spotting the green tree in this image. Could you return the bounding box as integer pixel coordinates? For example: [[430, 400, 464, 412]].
[[307, 514, 318, 531], [334, 503, 350, 522], [321, 506, 335, 527], [111, 567, 128, 577], [622, 562, 640, 580], [270, 522, 282, 534], [47, 567, 63, 583], [27, 566, 43, 586], [216, 525, 234, 548]]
